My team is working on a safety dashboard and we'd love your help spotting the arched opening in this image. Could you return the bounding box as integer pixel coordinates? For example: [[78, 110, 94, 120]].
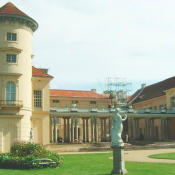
[[33, 119, 42, 144], [3, 125, 17, 152]]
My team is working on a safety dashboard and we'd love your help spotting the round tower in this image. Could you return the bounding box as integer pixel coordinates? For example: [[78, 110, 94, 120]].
[[0, 2, 38, 152]]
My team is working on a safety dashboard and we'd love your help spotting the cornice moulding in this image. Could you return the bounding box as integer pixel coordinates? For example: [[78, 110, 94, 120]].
[[0, 47, 22, 53]]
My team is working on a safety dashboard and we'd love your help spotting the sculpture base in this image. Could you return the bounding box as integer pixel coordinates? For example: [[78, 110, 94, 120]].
[[111, 146, 127, 174]]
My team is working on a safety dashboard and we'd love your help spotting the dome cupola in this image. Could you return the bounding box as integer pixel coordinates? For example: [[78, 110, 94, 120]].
[[0, 2, 38, 32]]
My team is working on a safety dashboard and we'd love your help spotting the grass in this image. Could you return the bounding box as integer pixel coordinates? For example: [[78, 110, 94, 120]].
[[149, 152, 175, 160], [0, 153, 175, 175]]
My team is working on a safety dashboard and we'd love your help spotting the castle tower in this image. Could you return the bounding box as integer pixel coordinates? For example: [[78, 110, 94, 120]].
[[0, 2, 38, 152]]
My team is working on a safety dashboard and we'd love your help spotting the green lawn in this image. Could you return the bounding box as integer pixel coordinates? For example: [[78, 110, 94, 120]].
[[149, 152, 175, 160], [0, 153, 175, 175]]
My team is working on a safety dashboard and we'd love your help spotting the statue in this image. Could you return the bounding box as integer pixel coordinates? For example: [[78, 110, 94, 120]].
[[30, 128, 34, 142], [111, 108, 127, 146]]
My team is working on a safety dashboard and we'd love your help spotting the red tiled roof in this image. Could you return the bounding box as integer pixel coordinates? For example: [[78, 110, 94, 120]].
[[0, 2, 30, 18], [50, 89, 110, 99], [32, 66, 53, 78], [132, 76, 175, 104]]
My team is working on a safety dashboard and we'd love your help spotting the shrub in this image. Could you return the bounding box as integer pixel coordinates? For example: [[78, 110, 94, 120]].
[[0, 140, 63, 169]]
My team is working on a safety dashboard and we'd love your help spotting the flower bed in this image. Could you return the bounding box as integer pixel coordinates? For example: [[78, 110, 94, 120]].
[[0, 140, 63, 169]]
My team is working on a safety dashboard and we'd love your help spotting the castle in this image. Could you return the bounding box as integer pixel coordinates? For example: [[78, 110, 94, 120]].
[[1, 2, 175, 153]]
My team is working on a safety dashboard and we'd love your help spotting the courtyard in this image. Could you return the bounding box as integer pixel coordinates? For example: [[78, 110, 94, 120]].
[[0, 143, 175, 175]]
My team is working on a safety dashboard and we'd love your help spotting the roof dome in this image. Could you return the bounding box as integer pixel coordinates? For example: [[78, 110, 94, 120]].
[[0, 2, 38, 32]]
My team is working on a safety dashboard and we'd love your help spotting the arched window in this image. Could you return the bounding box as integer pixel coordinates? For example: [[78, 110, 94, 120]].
[[171, 97, 175, 109], [6, 82, 16, 101]]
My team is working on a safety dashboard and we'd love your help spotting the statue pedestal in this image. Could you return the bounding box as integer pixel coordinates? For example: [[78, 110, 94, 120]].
[[111, 146, 127, 174]]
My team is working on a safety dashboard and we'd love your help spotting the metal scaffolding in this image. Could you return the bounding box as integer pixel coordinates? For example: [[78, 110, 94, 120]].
[[104, 77, 132, 107]]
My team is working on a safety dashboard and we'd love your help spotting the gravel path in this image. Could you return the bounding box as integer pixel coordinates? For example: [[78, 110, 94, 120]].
[[124, 149, 175, 163], [49, 144, 175, 163]]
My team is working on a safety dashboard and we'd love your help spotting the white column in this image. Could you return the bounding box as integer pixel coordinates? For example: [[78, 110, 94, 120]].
[[75, 117, 78, 140], [50, 116, 54, 142], [54, 116, 57, 142]]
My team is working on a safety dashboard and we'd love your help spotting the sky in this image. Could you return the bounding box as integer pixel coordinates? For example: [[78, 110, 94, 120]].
[[1, 0, 175, 95]]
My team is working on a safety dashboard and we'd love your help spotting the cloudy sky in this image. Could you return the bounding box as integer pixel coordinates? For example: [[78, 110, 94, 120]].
[[1, 0, 175, 94]]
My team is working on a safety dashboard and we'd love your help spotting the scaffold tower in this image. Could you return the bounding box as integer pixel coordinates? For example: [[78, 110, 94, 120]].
[[104, 77, 132, 107]]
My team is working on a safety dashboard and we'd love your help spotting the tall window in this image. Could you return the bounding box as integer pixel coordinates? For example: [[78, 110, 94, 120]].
[[34, 90, 42, 107], [6, 82, 16, 101], [6, 54, 17, 63], [172, 97, 175, 108], [7, 33, 17, 41]]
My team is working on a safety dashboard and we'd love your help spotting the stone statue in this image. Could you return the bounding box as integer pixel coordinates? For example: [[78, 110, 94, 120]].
[[111, 108, 127, 146], [30, 128, 34, 142]]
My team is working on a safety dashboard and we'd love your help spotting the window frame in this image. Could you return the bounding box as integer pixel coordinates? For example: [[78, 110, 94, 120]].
[[90, 101, 96, 104], [6, 54, 17, 63], [53, 100, 59, 103], [6, 82, 16, 101], [72, 100, 78, 104], [34, 90, 42, 108], [7, 32, 17, 41], [5, 31, 18, 43]]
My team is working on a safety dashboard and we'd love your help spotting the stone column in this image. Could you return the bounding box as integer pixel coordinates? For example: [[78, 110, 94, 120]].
[[133, 118, 136, 140], [50, 116, 53, 142], [86, 118, 89, 142], [67, 118, 70, 142], [167, 118, 170, 139], [134, 119, 139, 140], [54, 116, 57, 142], [75, 117, 78, 140], [64, 118, 66, 141], [104, 118, 107, 141], [137, 119, 140, 137], [145, 118, 148, 140], [147, 118, 151, 140], [71, 117, 74, 142], [83, 119, 85, 142], [130, 117, 133, 139], [94, 117, 97, 141], [164, 118, 168, 139], [109, 116, 111, 142], [151, 119, 155, 140], [101, 118, 103, 141], [161, 117, 165, 140], [91, 116, 94, 142]]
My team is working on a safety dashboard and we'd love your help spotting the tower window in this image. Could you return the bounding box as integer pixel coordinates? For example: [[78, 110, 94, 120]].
[[6, 54, 17, 63], [7, 33, 17, 41], [6, 82, 16, 101], [34, 90, 42, 107]]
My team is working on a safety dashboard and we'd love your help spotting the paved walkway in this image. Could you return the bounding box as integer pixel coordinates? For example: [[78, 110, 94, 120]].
[[124, 149, 175, 163], [59, 149, 175, 163], [48, 144, 175, 163]]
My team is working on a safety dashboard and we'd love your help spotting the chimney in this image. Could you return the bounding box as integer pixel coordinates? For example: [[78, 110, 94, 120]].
[[91, 89, 97, 93], [141, 84, 146, 89]]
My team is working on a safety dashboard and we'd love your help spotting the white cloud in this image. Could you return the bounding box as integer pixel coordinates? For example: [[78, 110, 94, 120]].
[[1, 0, 175, 93]]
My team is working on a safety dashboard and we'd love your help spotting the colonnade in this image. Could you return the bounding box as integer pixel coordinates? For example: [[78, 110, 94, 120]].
[[129, 117, 170, 141], [50, 114, 172, 143], [50, 116, 112, 143]]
